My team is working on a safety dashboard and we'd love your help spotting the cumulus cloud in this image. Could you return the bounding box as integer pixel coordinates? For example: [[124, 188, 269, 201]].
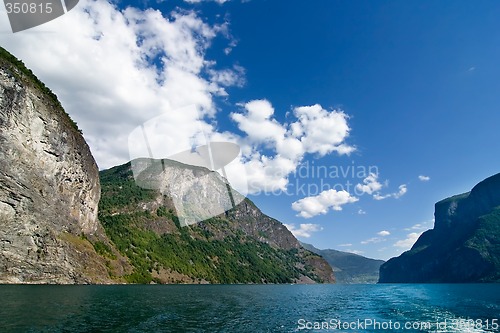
[[291, 189, 358, 218], [358, 209, 366, 215], [283, 223, 322, 238], [418, 175, 430, 182], [231, 100, 286, 144], [393, 184, 407, 198], [377, 230, 391, 236], [394, 232, 423, 249], [232, 102, 354, 194], [356, 174, 407, 200], [355, 173, 383, 195], [292, 105, 355, 156]]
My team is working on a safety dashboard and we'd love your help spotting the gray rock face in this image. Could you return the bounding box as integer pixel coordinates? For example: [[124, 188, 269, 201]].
[[0, 49, 106, 283], [131, 158, 245, 227], [131, 158, 305, 250]]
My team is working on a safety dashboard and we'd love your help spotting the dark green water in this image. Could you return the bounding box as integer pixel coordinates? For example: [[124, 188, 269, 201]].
[[0, 284, 498, 332]]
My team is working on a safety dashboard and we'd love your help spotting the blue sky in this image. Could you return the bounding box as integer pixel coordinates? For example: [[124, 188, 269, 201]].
[[1, 0, 499, 260]]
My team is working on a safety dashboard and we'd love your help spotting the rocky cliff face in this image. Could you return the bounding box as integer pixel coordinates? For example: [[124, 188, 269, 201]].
[[0, 47, 122, 283], [379, 173, 500, 283], [99, 160, 335, 284]]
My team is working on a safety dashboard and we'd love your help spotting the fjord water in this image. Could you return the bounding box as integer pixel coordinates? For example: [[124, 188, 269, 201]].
[[0, 284, 498, 332]]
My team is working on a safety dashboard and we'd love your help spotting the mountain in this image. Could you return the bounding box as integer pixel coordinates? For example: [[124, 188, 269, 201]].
[[0, 46, 333, 284], [98, 161, 335, 284], [0, 47, 128, 283], [301, 243, 385, 283], [380, 173, 500, 283]]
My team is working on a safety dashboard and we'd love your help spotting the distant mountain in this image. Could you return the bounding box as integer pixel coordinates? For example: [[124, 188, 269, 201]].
[[98, 161, 335, 284], [380, 173, 500, 283], [301, 243, 384, 283]]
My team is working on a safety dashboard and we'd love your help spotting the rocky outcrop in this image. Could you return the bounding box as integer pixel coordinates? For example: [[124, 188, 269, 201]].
[[0, 47, 123, 283], [379, 173, 500, 283]]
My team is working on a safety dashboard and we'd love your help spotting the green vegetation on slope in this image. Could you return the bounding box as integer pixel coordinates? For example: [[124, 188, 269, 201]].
[[98, 163, 321, 284], [466, 207, 500, 281]]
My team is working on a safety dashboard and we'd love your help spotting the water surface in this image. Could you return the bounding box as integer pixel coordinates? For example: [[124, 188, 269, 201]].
[[0, 284, 498, 332]]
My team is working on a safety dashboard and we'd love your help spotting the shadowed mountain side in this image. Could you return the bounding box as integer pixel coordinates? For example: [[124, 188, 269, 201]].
[[301, 243, 384, 283], [380, 173, 500, 283]]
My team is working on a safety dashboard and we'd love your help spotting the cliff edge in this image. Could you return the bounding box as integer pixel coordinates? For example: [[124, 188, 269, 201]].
[[0, 47, 125, 283]]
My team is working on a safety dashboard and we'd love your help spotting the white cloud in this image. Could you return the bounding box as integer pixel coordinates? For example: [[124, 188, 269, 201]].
[[394, 232, 423, 249], [355, 173, 383, 195], [374, 188, 408, 200], [356, 173, 406, 200], [361, 230, 390, 244], [208, 65, 246, 92], [338, 243, 352, 247], [231, 100, 286, 144], [418, 175, 430, 182], [373, 193, 391, 200], [358, 209, 366, 215], [291, 189, 358, 219], [232, 102, 354, 194], [393, 184, 407, 198], [292, 105, 355, 156], [284, 223, 322, 238], [377, 230, 391, 236]]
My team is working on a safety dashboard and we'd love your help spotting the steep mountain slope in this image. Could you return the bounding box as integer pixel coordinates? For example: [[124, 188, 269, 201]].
[[380, 173, 500, 283], [99, 161, 335, 284], [301, 243, 385, 283], [0, 47, 128, 283]]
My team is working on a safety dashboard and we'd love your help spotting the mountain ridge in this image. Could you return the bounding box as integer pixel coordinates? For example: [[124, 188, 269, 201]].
[[98, 160, 335, 284], [301, 242, 384, 283]]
